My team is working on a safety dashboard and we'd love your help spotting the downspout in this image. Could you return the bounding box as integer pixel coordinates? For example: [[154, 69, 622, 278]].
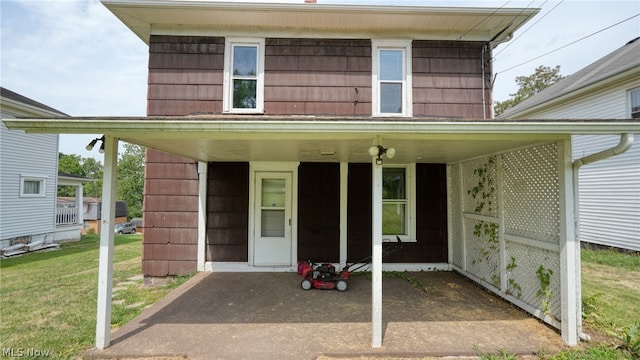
[[481, 44, 487, 119], [571, 133, 634, 341], [484, 25, 513, 119]]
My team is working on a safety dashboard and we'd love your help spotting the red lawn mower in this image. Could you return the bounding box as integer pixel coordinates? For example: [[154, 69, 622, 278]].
[[297, 236, 404, 292]]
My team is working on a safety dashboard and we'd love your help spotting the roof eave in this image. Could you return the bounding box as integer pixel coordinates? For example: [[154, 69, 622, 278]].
[[101, 0, 538, 45], [4, 117, 640, 136]]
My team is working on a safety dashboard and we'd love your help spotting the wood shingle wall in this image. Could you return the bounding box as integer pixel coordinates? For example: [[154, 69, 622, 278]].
[[413, 40, 490, 118], [142, 150, 199, 277]]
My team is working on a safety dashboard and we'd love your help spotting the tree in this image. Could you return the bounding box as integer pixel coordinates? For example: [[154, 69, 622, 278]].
[[82, 157, 103, 199], [57, 153, 103, 198], [58, 153, 84, 197], [116, 143, 145, 219], [494, 65, 565, 116]]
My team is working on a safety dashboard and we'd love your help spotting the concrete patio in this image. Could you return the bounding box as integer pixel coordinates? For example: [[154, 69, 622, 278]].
[[86, 271, 567, 359]]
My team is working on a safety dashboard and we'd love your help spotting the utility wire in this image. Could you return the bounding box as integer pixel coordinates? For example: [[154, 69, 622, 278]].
[[495, 0, 560, 58], [459, 0, 513, 40], [497, 13, 640, 74]]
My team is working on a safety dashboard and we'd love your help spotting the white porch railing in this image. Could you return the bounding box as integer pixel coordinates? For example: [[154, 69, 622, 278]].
[[56, 206, 78, 225]]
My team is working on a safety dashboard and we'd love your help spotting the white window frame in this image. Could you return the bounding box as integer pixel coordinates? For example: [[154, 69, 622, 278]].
[[20, 175, 47, 197], [372, 39, 413, 117], [223, 37, 266, 114], [629, 87, 640, 119], [382, 164, 416, 242]]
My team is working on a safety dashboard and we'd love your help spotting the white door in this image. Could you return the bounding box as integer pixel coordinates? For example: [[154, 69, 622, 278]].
[[254, 172, 292, 266]]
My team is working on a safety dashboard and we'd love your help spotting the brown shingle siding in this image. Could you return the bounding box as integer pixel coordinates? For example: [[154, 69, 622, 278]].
[[148, 84, 222, 101], [206, 162, 249, 262], [168, 260, 196, 276], [148, 69, 222, 85], [412, 40, 488, 118], [144, 162, 199, 180], [143, 260, 169, 277], [148, 35, 224, 117], [143, 149, 199, 277], [147, 100, 221, 116], [264, 38, 371, 116]]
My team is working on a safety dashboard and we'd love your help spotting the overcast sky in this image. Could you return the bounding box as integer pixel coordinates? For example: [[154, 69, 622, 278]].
[[2, 0, 639, 160]]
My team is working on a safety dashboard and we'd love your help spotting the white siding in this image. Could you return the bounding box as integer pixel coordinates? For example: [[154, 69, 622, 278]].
[[526, 80, 637, 120], [572, 134, 640, 251], [516, 77, 640, 251], [0, 116, 59, 245]]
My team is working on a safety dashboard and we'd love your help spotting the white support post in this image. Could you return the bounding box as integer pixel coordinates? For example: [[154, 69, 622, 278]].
[[371, 159, 383, 348], [76, 184, 84, 225], [497, 155, 507, 293], [458, 163, 467, 271], [197, 161, 208, 272], [558, 139, 578, 345], [339, 162, 348, 269], [95, 135, 118, 349]]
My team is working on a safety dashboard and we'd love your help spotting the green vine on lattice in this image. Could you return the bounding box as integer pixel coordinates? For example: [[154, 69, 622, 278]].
[[536, 265, 554, 315], [505, 256, 522, 298], [468, 156, 496, 215], [467, 156, 499, 267]]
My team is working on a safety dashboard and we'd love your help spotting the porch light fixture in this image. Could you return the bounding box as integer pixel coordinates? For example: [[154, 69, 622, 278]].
[[368, 145, 395, 165], [86, 135, 105, 153]]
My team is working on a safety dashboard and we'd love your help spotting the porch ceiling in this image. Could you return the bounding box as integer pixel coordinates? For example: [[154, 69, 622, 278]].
[[101, 1, 538, 45], [5, 117, 640, 164]]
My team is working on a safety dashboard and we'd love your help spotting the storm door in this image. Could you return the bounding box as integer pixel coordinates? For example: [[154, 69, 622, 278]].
[[253, 172, 292, 266]]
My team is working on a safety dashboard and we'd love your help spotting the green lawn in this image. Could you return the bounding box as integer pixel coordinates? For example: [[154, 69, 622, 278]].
[[579, 249, 640, 350], [0, 234, 189, 359]]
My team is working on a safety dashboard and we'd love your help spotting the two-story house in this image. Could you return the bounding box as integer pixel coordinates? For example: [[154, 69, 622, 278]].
[[5, 0, 640, 350], [0, 87, 77, 252]]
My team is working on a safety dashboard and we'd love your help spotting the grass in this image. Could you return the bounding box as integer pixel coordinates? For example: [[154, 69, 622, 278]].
[[574, 248, 640, 360], [0, 234, 191, 359]]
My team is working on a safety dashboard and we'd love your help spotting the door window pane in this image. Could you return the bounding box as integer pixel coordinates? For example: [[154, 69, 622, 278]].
[[261, 179, 285, 207], [261, 209, 285, 237]]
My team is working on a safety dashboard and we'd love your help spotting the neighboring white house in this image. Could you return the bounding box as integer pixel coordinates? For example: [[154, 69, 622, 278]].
[[500, 37, 640, 251], [0, 87, 85, 251]]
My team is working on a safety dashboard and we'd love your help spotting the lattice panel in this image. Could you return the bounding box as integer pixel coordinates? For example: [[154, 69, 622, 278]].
[[503, 143, 560, 245], [449, 163, 464, 268], [506, 240, 561, 320], [464, 218, 500, 289], [461, 156, 498, 217]]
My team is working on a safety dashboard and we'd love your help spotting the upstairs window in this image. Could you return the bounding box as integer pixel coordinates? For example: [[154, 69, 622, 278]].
[[372, 40, 412, 117], [630, 88, 640, 119], [223, 38, 265, 113]]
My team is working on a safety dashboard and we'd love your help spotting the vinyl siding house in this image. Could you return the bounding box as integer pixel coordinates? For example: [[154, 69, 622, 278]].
[[0, 88, 81, 250], [4, 1, 640, 350], [500, 37, 640, 251]]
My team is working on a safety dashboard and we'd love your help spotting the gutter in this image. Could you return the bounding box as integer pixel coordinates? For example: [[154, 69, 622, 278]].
[[571, 133, 634, 341]]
